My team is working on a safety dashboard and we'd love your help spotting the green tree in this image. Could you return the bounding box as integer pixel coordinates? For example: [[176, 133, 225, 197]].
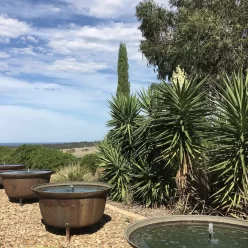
[[136, 0, 248, 83], [8, 145, 76, 170], [117, 43, 130, 97]]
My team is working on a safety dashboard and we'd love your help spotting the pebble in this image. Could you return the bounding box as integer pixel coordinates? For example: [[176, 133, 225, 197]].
[[0, 189, 132, 248]]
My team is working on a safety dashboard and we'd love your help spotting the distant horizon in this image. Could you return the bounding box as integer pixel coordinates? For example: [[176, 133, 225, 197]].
[[0, 141, 99, 146]]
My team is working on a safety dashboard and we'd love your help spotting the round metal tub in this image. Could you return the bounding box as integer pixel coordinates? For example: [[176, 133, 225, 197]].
[[125, 215, 248, 248], [0, 164, 25, 186], [1, 170, 53, 202], [32, 181, 111, 229]]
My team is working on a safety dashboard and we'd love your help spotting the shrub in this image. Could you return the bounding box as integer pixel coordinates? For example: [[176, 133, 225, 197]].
[[52, 163, 95, 182], [80, 153, 99, 174], [0, 147, 14, 164], [8, 145, 77, 170], [98, 141, 130, 202], [209, 71, 248, 216]]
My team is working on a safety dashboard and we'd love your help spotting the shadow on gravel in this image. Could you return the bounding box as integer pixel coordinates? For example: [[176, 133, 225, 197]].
[[42, 214, 112, 236], [8, 198, 39, 205]]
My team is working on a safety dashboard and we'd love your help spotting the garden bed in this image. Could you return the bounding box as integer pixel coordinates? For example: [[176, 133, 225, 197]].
[[0, 189, 132, 248], [107, 200, 170, 218]]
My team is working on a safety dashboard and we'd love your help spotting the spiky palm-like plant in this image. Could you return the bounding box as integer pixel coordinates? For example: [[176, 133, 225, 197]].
[[134, 87, 156, 160], [132, 158, 175, 207], [98, 95, 141, 201], [209, 71, 248, 215], [98, 140, 130, 202], [107, 94, 142, 158], [152, 72, 210, 193]]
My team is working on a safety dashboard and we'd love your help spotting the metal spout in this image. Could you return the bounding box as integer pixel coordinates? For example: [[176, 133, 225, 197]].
[[208, 223, 213, 241]]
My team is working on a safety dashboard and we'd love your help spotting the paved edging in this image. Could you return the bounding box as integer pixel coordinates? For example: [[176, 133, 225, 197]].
[[106, 204, 146, 220]]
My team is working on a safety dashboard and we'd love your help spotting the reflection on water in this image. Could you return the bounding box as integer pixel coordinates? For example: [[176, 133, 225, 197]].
[[130, 223, 248, 248], [39, 185, 106, 193], [2, 170, 50, 175]]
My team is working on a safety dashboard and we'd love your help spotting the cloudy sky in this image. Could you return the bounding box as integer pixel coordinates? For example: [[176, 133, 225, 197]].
[[0, 0, 169, 143]]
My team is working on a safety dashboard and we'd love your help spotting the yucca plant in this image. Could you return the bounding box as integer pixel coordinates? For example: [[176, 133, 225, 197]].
[[98, 140, 131, 202], [152, 67, 210, 193], [132, 158, 175, 207], [107, 94, 142, 159], [133, 87, 156, 160], [209, 71, 248, 216]]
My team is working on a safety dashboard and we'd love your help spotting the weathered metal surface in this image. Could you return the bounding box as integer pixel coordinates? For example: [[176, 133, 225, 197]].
[[1, 170, 53, 200], [124, 215, 248, 248], [0, 164, 25, 186], [32, 181, 111, 228]]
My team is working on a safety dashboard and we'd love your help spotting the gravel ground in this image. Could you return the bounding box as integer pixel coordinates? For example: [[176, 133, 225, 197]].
[[0, 189, 132, 248], [107, 200, 171, 218]]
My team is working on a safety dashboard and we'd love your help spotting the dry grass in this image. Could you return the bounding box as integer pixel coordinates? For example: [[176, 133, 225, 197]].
[[51, 164, 95, 182], [61, 146, 98, 158]]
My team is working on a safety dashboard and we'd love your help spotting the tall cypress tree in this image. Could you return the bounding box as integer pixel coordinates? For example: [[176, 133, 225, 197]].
[[117, 42, 130, 97]]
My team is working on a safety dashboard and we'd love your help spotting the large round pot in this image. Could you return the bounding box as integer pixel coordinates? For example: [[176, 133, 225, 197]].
[[1, 170, 53, 202], [125, 215, 248, 248], [32, 181, 111, 229], [0, 164, 25, 186]]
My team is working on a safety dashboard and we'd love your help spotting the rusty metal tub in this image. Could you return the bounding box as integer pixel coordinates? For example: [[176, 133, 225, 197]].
[[0, 164, 25, 186], [1, 170, 53, 204], [32, 181, 111, 231]]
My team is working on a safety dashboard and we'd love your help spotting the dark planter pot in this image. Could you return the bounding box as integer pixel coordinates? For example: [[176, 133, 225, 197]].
[[1, 170, 53, 204], [0, 164, 25, 186], [32, 181, 111, 240]]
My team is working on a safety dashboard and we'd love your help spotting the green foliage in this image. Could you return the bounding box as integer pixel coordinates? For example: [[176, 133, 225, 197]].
[[52, 163, 95, 182], [99, 67, 211, 207], [99, 93, 176, 207], [117, 42, 130, 97], [152, 73, 210, 191], [132, 159, 175, 207], [0, 147, 15, 164], [209, 71, 248, 215], [80, 153, 99, 173], [107, 94, 142, 158], [136, 0, 248, 82], [7, 145, 76, 170], [98, 141, 130, 202]]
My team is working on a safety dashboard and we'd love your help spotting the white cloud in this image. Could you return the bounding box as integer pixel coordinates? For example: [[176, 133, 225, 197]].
[[49, 58, 108, 72], [20, 35, 39, 43], [0, 1, 64, 19], [0, 75, 111, 111], [0, 0, 170, 20], [0, 105, 105, 142], [0, 56, 108, 75], [33, 22, 143, 62], [0, 14, 30, 40], [60, 0, 170, 19], [10, 46, 38, 56], [0, 52, 10, 59]]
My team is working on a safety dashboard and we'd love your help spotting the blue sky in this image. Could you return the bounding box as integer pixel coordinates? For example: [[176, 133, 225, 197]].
[[0, 0, 169, 143]]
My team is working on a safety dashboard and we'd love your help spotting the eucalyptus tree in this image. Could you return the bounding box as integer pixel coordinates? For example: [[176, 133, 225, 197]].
[[136, 0, 248, 84]]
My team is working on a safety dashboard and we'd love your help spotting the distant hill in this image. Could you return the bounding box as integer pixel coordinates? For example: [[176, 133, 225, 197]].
[[0, 141, 99, 150], [43, 141, 99, 149]]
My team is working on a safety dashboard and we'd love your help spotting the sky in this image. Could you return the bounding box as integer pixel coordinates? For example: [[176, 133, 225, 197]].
[[0, 0, 169, 143]]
